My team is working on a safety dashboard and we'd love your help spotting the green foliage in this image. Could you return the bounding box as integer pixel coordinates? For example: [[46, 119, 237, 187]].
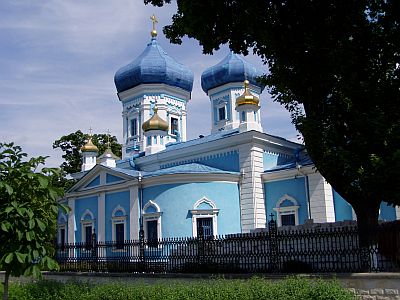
[[52, 130, 122, 186], [145, 0, 400, 245], [1, 277, 355, 300], [0, 143, 68, 299]]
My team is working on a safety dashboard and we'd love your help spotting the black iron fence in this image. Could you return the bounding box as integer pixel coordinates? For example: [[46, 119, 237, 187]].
[[55, 219, 400, 273]]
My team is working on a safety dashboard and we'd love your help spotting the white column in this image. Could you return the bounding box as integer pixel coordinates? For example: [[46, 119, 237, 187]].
[[239, 144, 266, 232], [98, 192, 105, 242], [67, 198, 76, 244], [129, 186, 139, 240], [308, 173, 335, 223]]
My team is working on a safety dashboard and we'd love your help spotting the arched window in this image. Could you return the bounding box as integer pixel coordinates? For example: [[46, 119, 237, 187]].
[[58, 214, 67, 251], [142, 200, 162, 247], [81, 209, 95, 249], [273, 194, 300, 227], [111, 205, 127, 250], [190, 197, 219, 238]]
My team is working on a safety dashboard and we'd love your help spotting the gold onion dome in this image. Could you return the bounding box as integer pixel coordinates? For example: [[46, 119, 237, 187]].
[[142, 107, 169, 132], [81, 136, 99, 152], [236, 80, 260, 107]]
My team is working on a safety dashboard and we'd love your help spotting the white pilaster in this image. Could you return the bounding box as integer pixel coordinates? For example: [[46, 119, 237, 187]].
[[308, 173, 335, 223], [67, 198, 76, 244], [239, 144, 266, 232], [395, 206, 400, 220], [129, 186, 139, 240], [98, 193, 105, 242], [181, 110, 187, 141]]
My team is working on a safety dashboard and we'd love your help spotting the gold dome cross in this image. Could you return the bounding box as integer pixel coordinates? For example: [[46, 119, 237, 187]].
[[150, 14, 158, 37]]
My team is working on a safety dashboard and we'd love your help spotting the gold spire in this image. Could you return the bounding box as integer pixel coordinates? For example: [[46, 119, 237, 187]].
[[142, 106, 169, 132], [235, 80, 260, 107], [81, 127, 99, 152], [150, 14, 158, 38]]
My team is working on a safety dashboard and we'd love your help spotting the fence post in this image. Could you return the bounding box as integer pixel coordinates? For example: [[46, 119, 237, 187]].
[[139, 228, 145, 271], [197, 230, 205, 267], [91, 229, 98, 272], [268, 213, 278, 272]]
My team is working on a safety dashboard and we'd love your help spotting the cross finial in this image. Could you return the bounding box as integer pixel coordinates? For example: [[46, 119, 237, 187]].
[[106, 129, 111, 148], [88, 126, 93, 136], [150, 14, 158, 37]]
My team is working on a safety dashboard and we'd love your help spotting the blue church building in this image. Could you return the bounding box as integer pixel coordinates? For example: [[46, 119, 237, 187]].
[[58, 19, 399, 248]]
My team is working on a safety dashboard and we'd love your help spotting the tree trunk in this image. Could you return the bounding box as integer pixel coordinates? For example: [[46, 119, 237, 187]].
[[353, 200, 381, 271], [2, 271, 10, 300]]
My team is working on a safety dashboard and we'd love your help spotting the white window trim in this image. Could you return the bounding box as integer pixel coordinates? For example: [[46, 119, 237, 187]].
[[170, 116, 179, 135], [273, 194, 300, 227], [215, 101, 228, 123], [58, 224, 67, 252], [142, 200, 162, 245], [190, 197, 219, 237], [130, 118, 138, 137], [111, 205, 127, 252], [80, 209, 95, 247]]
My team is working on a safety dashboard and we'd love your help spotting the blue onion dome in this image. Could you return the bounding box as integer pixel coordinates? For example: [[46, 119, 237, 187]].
[[114, 37, 194, 93], [201, 52, 265, 93]]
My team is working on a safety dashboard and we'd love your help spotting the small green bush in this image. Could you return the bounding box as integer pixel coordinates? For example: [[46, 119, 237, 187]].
[[1, 277, 355, 300]]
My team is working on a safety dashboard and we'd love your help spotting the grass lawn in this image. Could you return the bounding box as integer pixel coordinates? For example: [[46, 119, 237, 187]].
[[1, 276, 355, 300]]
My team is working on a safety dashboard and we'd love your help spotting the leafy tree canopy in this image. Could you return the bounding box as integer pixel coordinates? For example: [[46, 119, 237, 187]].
[[146, 0, 400, 245], [0, 142, 68, 300], [53, 130, 122, 175]]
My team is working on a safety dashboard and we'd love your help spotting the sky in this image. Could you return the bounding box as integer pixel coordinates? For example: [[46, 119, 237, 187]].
[[0, 0, 299, 168]]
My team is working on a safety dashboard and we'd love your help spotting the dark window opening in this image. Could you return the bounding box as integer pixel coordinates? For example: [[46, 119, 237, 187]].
[[84, 225, 93, 250], [171, 117, 178, 135], [218, 106, 226, 120], [281, 214, 295, 226], [60, 228, 66, 251], [115, 223, 124, 249], [130, 119, 137, 136], [196, 217, 213, 239], [147, 220, 158, 247]]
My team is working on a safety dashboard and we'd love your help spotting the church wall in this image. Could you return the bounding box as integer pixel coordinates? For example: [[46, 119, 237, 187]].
[[332, 189, 397, 222], [333, 190, 353, 221], [264, 177, 308, 225], [379, 202, 397, 221], [142, 182, 241, 237], [263, 152, 293, 170], [105, 191, 130, 241], [75, 196, 98, 243]]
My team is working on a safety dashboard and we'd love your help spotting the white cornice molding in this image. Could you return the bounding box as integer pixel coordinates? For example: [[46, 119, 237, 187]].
[[262, 165, 316, 182], [67, 180, 137, 198], [136, 130, 300, 168], [68, 164, 137, 193], [207, 82, 262, 96], [118, 83, 190, 102]]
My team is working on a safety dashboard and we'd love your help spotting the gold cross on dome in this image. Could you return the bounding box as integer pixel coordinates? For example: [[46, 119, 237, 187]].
[[150, 14, 158, 37], [150, 14, 158, 30], [106, 129, 111, 147], [88, 126, 93, 136]]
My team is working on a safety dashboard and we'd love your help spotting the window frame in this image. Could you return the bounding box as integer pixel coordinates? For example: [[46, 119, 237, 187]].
[[80, 209, 95, 251], [170, 117, 179, 135], [273, 194, 300, 227], [130, 118, 138, 137], [111, 205, 127, 252], [190, 197, 219, 238], [218, 106, 226, 121], [142, 200, 162, 248]]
